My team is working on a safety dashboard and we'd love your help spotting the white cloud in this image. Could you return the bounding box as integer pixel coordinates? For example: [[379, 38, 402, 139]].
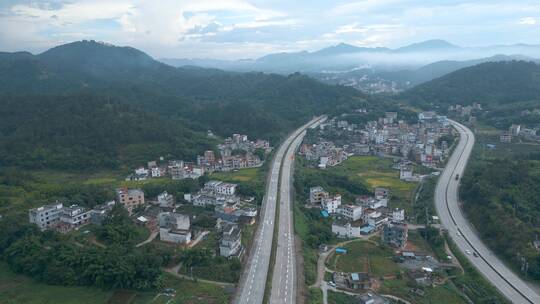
[[519, 17, 537, 25]]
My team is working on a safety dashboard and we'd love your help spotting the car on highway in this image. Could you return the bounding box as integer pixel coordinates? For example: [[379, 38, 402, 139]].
[[465, 250, 472, 255], [455, 174, 460, 180], [473, 252, 478, 257]]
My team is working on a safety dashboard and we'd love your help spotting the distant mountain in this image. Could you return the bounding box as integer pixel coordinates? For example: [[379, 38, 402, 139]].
[[400, 60, 540, 108], [395, 39, 460, 53], [159, 39, 540, 92]]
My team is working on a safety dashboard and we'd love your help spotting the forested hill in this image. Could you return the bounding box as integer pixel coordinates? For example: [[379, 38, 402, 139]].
[[0, 94, 214, 170], [0, 40, 379, 170], [399, 61, 540, 109]]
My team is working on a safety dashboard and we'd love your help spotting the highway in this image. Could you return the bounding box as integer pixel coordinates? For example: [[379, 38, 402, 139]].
[[270, 117, 326, 304], [435, 119, 540, 304], [235, 116, 326, 304]]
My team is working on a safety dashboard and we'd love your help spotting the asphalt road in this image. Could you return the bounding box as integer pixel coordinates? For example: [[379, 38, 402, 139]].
[[270, 116, 326, 304], [435, 119, 540, 304], [235, 116, 325, 304]]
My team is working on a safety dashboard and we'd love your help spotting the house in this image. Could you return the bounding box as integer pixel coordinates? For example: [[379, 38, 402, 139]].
[[368, 214, 389, 229], [158, 212, 191, 244], [400, 165, 413, 180], [509, 124, 521, 136], [382, 222, 408, 248], [321, 194, 342, 213], [333, 272, 373, 290], [391, 208, 405, 222], [28, 202, 64, 230], [157, 191, 174, 208], [338, 204, 363, 221], [407, 269, 432, 286], [90, 201, 116, 225], [332, 220, 362, 238], [500, 132, 512, 143], [219, 223, 243, 258], [309, 186, 328, 204], [204, 180, 237, 196], [57, 205, 91, 232], [358, 292, 389, 304], [116, 188, 145, 215]]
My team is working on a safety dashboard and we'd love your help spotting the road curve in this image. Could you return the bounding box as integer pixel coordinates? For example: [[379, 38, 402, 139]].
[[270, 117, 326, 304], [235, 116, 326, 304], [435, 119, 540, 304]]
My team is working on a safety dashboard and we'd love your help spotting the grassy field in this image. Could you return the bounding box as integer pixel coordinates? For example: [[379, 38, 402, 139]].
[[209, 167, 260, 182], [0, 263, 231, 304], [327, 240, 399, 277], [0, 263, 113, 304], [379, 279, 465, 304], [320, 156, 418, 213]]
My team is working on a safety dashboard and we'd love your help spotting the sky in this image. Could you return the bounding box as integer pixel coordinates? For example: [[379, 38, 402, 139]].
[[0, 0, 539, 59]]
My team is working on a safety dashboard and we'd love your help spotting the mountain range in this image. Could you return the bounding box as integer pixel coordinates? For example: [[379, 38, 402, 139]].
[[161, 39, 540, 93]]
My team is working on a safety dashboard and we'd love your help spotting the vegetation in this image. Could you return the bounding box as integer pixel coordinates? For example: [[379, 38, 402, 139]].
[[461, 134, 540, 280], [400, 61, 540, 109], [0, 94, 214, 170], [326, 240, 399, 277], [94, 205, 150, 246], [445, 236, 509, 304], [178, 247, 242, 283]]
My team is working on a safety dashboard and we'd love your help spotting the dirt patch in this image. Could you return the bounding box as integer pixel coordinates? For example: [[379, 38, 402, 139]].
[[403, 240, 419, 252], [107, 290, 136, 304]]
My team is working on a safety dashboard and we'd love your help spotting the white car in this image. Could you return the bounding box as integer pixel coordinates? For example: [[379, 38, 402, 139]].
[[465, 250, 472, 255], [457, 232, 462, 237], [328, 281, 336, 287]]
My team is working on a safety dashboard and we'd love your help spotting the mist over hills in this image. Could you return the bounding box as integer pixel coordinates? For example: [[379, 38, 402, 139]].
[[161, 39, 540, 93]]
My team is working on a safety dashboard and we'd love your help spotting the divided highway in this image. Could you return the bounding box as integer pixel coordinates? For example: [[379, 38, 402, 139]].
[[235, 116, 326, 304], [270, 118, 326, 304], [435, 119, 540, 304]]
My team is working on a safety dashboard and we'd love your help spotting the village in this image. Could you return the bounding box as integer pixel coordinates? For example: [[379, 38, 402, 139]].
[[27, 132, 272, 264], [296, 110, 462, 303], [126, 133, 271, 181]]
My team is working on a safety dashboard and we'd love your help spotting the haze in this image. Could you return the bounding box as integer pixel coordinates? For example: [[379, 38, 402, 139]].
[[1, 0, 540, 60]]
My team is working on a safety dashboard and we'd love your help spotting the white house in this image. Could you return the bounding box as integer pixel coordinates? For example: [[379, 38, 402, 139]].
[[392, 208, 405, 222], [332, 221, 361, 238], [321, 194, 342, 214], [309, 186, 328, 204], [158, 212, 191, 244], [338, 205, 363, 221], [219, 223, 243, 258], [28, 202, 64, 230]]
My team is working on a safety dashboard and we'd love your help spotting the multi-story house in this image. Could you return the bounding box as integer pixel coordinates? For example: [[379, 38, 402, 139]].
[[219, 223, 243, 258], [57, 205, 92, 232], [338, 204, 363, 221], [321, 194, 342, 214], [158, 212, 191, 244], [29, 202, 64, 230], [309, 186, 329, 204], [116, 188, 145, 215], [382, 222, 408, 248]]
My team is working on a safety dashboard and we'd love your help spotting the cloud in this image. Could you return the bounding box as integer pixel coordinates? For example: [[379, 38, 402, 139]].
[[1, 0, 540, 59], [519, 17, 537, 25]]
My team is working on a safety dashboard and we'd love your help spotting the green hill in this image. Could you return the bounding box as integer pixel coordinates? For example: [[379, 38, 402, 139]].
[[400, 61, 540, 108], [0, 40, 376, 169]]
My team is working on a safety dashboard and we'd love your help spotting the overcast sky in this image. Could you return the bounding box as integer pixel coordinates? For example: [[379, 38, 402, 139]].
[[0, 0, 539, 59]]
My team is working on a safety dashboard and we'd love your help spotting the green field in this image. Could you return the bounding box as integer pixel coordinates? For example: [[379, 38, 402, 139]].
[[327, 240, 399, 277], [209, 167, 260, 182], [379, 279, 465, 304], [332, 156, 417, 206], [0, 263, 231, 304]]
